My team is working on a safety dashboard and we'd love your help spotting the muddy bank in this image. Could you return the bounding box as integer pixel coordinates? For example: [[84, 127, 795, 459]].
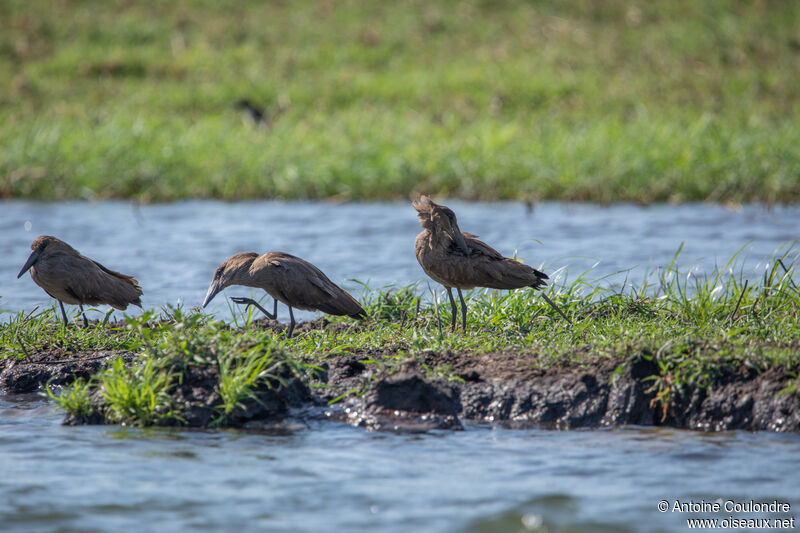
[[313, 350, 800, 432], [2, 331, 799, 432], [145, 359, 310, 429], [1, 349, 138, 394], [0, 344, 310, 428]]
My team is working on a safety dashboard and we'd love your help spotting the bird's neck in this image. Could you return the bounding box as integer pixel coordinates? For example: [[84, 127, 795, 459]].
[[419, 227, 452, 250], [231, 261, 257, 286]]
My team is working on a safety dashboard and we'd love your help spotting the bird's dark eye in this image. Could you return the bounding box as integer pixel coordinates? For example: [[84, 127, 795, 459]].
[[215, 268, 222, 278]]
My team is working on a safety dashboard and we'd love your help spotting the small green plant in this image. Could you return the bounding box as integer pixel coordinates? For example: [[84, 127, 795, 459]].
[[47, 378, 98, 422], [779, 372, 799, 397], [424, 363, 465, 383], [101, 357, 179, 426], [215, 342, 282, 424]]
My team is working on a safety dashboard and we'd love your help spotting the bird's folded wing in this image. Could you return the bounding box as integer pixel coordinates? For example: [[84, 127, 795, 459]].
[[309, 276, 338, 297], [54, 255, 142, 308], [461, 236, 504, 259], [91, 259, 142, 289]]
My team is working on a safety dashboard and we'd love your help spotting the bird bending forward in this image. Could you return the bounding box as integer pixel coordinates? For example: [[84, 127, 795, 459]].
[[17, 235, 143, 327], [413, 196, 571, 330], [202, 251, 366, 338]]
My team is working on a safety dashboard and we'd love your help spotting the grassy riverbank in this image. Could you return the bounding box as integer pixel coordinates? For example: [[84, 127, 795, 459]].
[[2, 1, 799, 203], [2, 251, 799, 427]]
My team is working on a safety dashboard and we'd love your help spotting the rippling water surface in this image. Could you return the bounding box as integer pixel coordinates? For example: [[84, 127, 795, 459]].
[[1, 201, 799, 532], [1, 395, 798, 533]]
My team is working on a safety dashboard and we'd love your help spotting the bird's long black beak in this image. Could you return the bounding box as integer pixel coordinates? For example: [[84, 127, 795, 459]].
[[17, 250, 40, 278], [449, 225, 471, 256], [202, 280, 221, 308]]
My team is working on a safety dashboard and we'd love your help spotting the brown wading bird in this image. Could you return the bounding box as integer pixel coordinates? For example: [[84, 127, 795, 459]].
[[202, 252, 366, 338], [17, 235, 143, 327], [413, 196, 571, 331]]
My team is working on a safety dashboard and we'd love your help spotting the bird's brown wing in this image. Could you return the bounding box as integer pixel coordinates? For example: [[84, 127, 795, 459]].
[[256, 253, 366, 318], [441, 235, 548, 290], [465, 235, 548, 281], [462, 235, 504, 260], [91, 260, 143, 290], [39, 253, 143, 309]]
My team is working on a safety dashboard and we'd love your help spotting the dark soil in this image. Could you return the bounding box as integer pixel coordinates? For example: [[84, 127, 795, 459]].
[[162, 362, 310, 428], [3, 325, 799, 432], [1, 349, 137, 393], [0, 347, 310, 428], [313, 350, 800, 432], [250, 316, 357, 336]]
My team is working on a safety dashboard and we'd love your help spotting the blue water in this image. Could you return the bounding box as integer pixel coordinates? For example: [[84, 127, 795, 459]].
[[1, 395, 798, 533], [1, 201, 800, 532]]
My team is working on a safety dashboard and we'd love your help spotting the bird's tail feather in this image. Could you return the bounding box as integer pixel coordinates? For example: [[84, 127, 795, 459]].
[[532, 277, 548, 289], [92, 260, 143, 292], [350, 309, 367, 320], [317, 292, 366, 319]]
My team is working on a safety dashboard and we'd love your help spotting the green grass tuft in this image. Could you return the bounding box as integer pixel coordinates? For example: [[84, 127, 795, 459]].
[[101, 356, 179, 426], [47, 377, 98, 423], [0, 306, 142, 359], [215, 342, 283, 425]]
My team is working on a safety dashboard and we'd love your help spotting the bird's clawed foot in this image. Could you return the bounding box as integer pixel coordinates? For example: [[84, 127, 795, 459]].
[[231, 296, 290, 336], [230, 296, 257, 308], [230, 297, 276, 320]]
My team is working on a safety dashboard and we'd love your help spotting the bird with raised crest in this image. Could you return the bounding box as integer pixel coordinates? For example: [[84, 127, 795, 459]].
[[412, 196, 571, 331]]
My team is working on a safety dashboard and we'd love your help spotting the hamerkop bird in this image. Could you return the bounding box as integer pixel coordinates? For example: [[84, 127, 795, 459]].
[[413, 196, 571, 331], [17, 235, 143, 327], [202, 252, 366, 338]]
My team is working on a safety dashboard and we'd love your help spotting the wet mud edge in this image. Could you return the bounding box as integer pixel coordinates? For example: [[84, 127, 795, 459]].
[[2, 343, 798, 433]]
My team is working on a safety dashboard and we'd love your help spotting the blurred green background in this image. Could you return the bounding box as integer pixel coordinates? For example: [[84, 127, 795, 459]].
[[1, 0, 799, 203]]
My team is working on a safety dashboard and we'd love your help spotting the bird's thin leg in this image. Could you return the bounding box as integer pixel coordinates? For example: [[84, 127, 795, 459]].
[[58, 301, 69, 326], [229, 297, 276, 319], [430, 287, 442, 337], [457, 288, 468, 331], [446, 288, 457, 331], [79, 305, 89, 328], [539, 293, 572, 325], [272, 299, 278, 318], [286, 306, 295, 339]]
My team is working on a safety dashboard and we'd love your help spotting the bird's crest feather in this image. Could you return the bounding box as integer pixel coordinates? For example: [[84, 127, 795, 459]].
[[412, 195, 435, 213]]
